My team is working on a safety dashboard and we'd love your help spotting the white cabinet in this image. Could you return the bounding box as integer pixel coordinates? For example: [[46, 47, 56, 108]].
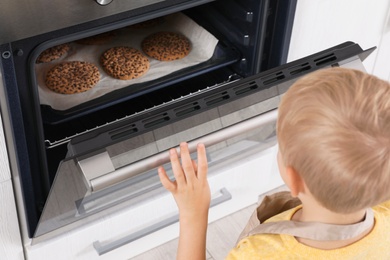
[[0, 180, 24, 260], [0, 113, 24, 260], [288, 0, 390, 79], [0, 113, 11, 182], [23, 144, 282, 260]]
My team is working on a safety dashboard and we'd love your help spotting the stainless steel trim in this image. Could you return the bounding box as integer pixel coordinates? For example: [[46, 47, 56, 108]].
[[78, 151, 115, 187], [87, 109, 278, 192], [93, 187, 232, 255], [0, 0, 165, 44], [0, 60, 31, 244]]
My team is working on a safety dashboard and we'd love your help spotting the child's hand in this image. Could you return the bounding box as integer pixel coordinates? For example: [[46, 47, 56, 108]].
[[158, 142, 210, 221]]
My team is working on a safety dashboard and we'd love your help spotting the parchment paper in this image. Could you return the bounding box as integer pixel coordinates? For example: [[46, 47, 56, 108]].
[[36, 13, 219, 111]]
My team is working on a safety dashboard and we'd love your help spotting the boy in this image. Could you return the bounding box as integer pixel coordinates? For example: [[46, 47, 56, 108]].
[[158, 67, 390, 259]]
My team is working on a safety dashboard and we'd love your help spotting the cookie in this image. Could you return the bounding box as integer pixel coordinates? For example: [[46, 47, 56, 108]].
[[36, 43, 70, 64], [100, 46, 150, 80], [141, 32, 191, 61], [76, 31, 116, 45], [45, 61, 100, 94]]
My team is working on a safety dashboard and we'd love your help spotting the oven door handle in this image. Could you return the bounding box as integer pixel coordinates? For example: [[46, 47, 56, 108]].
[[79, 109, 278, 192], [93, 187, 232, 256]]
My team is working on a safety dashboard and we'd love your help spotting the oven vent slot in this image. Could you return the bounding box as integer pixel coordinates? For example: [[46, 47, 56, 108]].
[[109, 124, 138, 140], [261, 72, 285, 85], [289, 62, 311, 75], [234, 81, 259, 96], [142, 113, 170, 128], [205, 91, 230, 106], [314, 54, 337, 66], [174, 102, 201, 117]]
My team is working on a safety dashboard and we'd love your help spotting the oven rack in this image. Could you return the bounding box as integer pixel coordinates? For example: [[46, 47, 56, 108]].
[[44, 73, 241, 149]]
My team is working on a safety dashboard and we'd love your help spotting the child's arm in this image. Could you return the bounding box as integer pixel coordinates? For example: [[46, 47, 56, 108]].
[[158, 142, 210, 260]]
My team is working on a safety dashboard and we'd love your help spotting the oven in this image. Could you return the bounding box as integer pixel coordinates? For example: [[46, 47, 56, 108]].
[[0, 0, 375, 253]]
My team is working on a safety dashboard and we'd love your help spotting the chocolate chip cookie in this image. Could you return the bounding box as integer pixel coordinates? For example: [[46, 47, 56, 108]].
[[100, 46, 150, 80], [141, 32, 191, 61], [36, 43, 70, 64], [45, 61, 100, 94]]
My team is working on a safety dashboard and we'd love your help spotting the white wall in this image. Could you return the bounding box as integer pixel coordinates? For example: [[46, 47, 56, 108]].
[[288, 0, 390, 80]]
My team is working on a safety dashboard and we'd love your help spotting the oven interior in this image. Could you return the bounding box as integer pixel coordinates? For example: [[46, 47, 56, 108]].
[[2, 0, 299, 237], [42, 2, 295, 165]]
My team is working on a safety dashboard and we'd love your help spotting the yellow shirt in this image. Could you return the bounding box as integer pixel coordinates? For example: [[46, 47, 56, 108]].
[[226, 201, 390, 259]]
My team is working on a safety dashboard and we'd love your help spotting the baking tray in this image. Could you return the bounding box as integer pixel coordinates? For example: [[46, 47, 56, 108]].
[[41, 41, 241, 124]]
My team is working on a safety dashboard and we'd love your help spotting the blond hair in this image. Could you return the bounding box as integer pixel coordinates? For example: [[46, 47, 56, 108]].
[[277, 67, 390, 213]]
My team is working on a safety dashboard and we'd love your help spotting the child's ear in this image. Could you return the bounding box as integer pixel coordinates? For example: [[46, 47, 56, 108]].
[[285, 166, 305, 197]]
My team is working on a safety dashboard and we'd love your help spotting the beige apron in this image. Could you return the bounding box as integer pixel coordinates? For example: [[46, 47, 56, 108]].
[[236, 191, 374, 244]]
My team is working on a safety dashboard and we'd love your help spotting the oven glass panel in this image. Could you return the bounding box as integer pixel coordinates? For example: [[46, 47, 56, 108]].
[[35, 84, 280, 238]]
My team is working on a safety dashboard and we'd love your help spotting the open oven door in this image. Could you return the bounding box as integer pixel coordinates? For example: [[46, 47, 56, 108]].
[[34, 42, 375, 240]]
